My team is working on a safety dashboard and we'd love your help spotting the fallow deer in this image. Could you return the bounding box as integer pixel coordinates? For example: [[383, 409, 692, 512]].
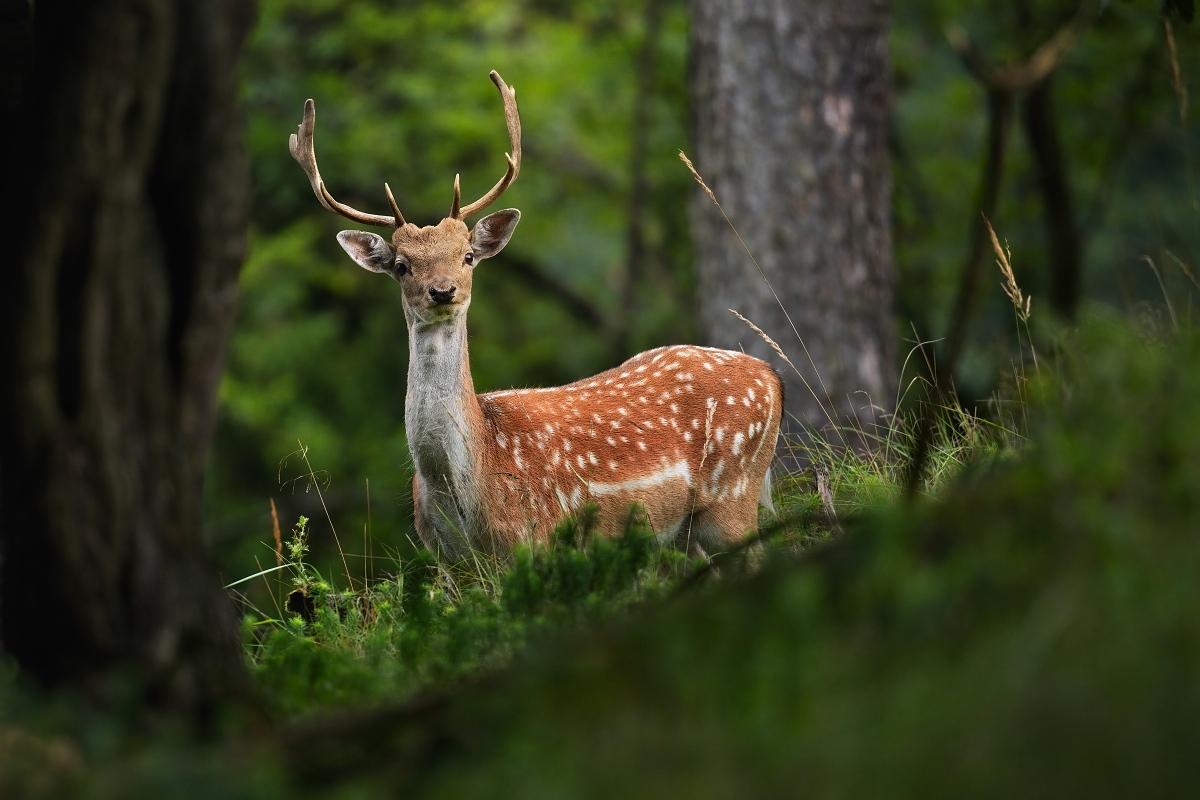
[[290, 71, 782, 561]]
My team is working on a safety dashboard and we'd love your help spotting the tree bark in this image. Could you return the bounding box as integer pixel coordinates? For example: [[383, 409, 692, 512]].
[[0, 0, 255, 716], [688, 0, 895, 448], [1022, 78, 1082, 319]]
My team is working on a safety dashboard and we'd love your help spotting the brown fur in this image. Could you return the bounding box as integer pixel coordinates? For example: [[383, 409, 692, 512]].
[[409, 337, 781, 559]]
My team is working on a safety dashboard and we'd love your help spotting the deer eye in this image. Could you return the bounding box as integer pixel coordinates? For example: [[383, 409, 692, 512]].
[[464, 252, 474, 266], [395, 258, 410, 275]]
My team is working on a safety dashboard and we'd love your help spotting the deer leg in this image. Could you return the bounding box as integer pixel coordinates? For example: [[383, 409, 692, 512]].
[[686, 497, 765, 571], [411, 474, 439, 553], [675, 517, 711, 562]]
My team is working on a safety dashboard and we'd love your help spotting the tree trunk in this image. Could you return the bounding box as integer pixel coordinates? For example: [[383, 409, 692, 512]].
[[0, 0, 255, 716], [1023, 78, 1082, 319], [688, 0, 895, 449]]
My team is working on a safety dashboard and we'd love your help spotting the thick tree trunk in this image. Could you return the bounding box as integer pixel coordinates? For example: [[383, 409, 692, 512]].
[[0, 0, 255, 715], [688, 0, 895, 448]]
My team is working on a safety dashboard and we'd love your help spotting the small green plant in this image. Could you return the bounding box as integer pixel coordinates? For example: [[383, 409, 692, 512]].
[[241, 506, 697, 717], [287, 515, 312, 587]]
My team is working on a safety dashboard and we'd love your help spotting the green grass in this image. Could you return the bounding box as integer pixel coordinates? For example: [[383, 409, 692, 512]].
[[8, 315, 1200, 798], [242, 505, 701, 718], [236, 367, 1022, 725], [404, 316, 1200, 798]]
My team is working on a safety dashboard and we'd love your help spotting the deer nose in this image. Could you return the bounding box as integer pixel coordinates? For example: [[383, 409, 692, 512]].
[[429, 285, 456, 305]]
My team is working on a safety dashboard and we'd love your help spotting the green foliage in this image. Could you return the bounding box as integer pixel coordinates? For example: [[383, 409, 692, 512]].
[[246, 505, 693, 718], [60, 0, 1198, 794], [892, 1, 1200, 397], [9, 315, 1200, 798], [208, 0, 694, 579], [208, 0, 1200, 603], [404, 317, 1200, 798]]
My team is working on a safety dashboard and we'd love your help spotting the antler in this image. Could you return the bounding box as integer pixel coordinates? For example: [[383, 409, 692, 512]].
[[289, 99, 403, 228], [453, 70, 522, 220]]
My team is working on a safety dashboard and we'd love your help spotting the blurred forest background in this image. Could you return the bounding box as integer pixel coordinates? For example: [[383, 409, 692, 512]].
[[208, 0, 1198, 584]]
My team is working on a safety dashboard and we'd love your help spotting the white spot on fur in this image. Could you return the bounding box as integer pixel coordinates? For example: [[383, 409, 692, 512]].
[[589, 459, 693, 496], [707, 458, 726, 496]]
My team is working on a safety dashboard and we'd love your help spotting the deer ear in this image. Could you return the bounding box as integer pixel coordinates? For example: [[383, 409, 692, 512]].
[[337, 230, 396, 273], [469, 209, 521, 259]]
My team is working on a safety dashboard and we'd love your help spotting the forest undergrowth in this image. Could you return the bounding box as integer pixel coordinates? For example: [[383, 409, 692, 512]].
[[8, 233, 1200, 797], [219, 287, 1200, 798], [229, 178, 1039, 724], [235, 301, 1030, 721]]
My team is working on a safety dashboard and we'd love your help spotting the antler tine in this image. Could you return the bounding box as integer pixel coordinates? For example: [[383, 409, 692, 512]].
[[384, 183, 406, 227], [450, 174, 461, 219], [455, 70, 522, 220], [289, 99, 397, 229]]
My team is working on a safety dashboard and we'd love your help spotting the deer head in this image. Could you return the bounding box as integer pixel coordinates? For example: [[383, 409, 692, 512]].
[[289, 71, 522, 325]]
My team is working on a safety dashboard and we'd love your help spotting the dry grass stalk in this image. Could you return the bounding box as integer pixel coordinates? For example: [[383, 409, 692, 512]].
[[682, 152, 844, 449], [1142, 256, 1180, 331], [729, 308, 802, 378], [270, 497, 283, 567], [1166, 250, 1200, 293], [699, 401, 718, 471], [685, 399, 720, 555], [1165, 18, 1189, 123], [986, 216, 1031, 323], [679, 150, 718, 205], [811, 461, 838, 529]]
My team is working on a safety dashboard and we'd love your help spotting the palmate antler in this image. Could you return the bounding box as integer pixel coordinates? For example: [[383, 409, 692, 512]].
[[290, 71, 522, 229]]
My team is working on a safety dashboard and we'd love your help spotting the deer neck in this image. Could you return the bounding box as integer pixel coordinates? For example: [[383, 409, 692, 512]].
[[405, 313, 484, 515]]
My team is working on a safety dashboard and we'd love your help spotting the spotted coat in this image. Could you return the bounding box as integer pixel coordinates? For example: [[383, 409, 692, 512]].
[[410, 341, 782, 560]]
